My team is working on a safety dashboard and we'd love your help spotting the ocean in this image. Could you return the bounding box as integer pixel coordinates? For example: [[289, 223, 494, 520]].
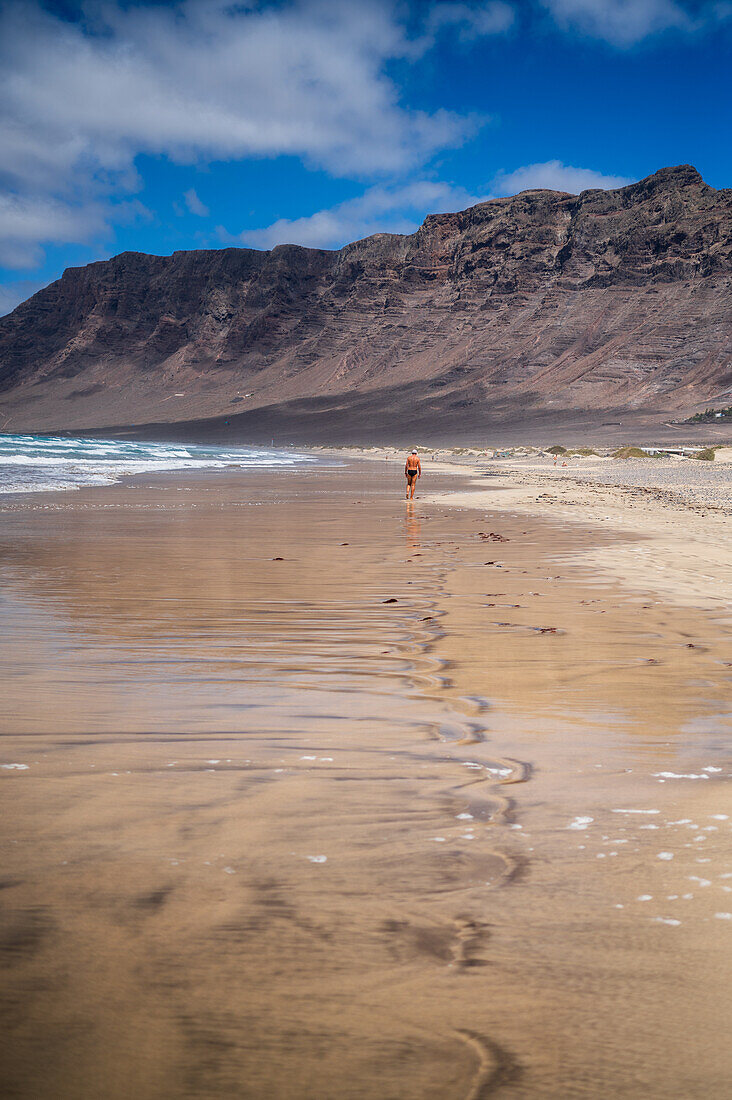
[[0, 433, 316, 494]]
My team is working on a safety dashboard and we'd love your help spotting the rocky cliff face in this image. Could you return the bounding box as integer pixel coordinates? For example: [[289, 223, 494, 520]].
[[1, 165, 731, 440]]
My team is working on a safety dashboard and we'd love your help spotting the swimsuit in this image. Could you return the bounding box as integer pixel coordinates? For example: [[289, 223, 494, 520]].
[[406, 468, 418, 478]]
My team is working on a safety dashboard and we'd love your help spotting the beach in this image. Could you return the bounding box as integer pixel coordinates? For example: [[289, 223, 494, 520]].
[[1, 454, 730, 1099]]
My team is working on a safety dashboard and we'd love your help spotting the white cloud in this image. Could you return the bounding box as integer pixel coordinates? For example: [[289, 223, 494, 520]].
[[184, 188, 209, 218], [0, 0, 506, 273], [541, 0, 729, 46], [237, 180, 491, 250], [238, 160, 635, 250], [427, 2, 516, 39], [0, 193, 109, 269], [492, 160, 634, 194], [0, 0, 483, 190]]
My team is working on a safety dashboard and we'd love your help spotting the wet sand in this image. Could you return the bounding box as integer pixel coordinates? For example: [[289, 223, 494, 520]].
[[420, 452, 732, 611], [0, 461, 730, 1099]]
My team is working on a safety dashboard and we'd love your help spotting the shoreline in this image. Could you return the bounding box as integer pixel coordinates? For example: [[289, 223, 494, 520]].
[[307, 445, 732, 610], [3, 436, 729, 612]]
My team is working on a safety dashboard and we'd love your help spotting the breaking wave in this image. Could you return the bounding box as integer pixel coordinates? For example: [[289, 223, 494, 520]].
[[0, 433, 316, 494]]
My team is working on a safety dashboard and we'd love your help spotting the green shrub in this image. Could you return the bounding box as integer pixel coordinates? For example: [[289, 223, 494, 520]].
[[570, 448, 598, 456], [546, 445, 567, 455], [686, 406, 732, 424], [612, 446, 652, 459], [693, 447, 716, 461]]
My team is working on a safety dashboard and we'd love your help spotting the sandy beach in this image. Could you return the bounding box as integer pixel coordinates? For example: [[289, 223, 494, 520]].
[[1, 455, 730, 1099]]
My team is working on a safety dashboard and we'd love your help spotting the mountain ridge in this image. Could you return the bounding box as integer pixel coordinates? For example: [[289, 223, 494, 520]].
[[1, 164, 731, 442]]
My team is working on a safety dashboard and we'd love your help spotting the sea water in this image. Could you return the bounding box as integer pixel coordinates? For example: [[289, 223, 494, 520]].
[[0, 433, 315, 494]]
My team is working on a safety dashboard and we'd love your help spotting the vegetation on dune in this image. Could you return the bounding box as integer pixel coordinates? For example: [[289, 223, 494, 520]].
[[612, 446, 654, 459], [546, 445, 567, 455], [692, 447, 717, 460], [569, 447, 598, 456], [449, 446, 494, 454]]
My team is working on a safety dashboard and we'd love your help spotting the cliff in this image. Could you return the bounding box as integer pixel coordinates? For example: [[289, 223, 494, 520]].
[[1, 165, 731, 441]]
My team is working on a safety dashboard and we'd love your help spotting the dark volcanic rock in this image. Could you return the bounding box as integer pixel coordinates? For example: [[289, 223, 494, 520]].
[[1, 165, 731, 440]]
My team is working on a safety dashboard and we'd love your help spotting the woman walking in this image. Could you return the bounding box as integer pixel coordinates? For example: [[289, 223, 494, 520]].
[[404, 449, 421, 499]]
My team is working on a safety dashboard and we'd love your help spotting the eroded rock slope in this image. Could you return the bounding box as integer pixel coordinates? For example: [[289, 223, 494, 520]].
[[1, 165, 730, 439]]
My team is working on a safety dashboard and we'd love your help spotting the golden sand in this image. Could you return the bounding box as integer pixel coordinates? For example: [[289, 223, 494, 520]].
[[0, 462, 730, 1098]]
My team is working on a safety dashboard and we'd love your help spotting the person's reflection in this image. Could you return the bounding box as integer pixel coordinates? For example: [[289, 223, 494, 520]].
[[404, 500, 421, 554]]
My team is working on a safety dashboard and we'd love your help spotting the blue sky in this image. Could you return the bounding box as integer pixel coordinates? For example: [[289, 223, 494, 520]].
[[1, 0, 730, 314]]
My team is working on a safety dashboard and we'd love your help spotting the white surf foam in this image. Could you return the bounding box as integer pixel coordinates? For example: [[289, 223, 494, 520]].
[[0, 432, 317, 495]]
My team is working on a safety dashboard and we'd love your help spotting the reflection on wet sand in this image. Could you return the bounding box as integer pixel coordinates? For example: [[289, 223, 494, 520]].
[[0, 465, 730, 1099]]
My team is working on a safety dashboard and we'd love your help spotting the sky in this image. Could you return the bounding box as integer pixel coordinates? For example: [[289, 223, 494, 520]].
[[0, 0, 730, 314]]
